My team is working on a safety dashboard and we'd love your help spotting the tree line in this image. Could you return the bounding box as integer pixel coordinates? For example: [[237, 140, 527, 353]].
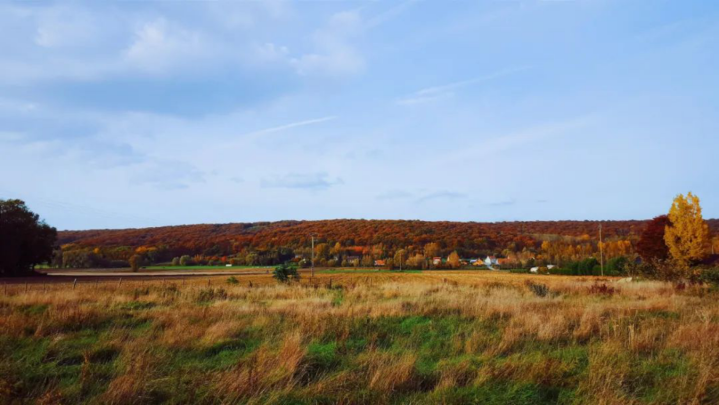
[[2, 195, 718, 280]]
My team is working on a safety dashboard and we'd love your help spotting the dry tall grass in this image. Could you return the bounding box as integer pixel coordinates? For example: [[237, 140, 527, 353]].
[[1, 271, 717, 404]]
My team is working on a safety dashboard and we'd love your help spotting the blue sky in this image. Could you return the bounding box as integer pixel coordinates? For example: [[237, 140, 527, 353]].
[[1, 0, 718, 230]]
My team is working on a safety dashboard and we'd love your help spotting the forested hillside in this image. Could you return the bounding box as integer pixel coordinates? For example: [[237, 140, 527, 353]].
[[54, 219, 719, 269]]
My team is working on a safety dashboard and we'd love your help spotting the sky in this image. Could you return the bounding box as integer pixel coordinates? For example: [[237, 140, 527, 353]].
[[1, 0, 718, 230]]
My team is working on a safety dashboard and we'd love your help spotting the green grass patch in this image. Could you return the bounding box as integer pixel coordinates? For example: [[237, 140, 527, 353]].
[[145, 265, 271, 271]]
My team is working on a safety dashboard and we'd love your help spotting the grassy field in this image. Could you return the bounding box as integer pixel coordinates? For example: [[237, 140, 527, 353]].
[[1, 271, 717, 404], [145, 265, 273, 271]]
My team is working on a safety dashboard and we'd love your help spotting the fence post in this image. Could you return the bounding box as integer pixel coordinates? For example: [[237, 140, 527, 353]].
[[73, 278, 77, 289], [118, 278, 122, 288]]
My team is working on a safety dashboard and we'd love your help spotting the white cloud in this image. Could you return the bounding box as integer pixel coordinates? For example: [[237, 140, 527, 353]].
[[34, 6, 102, 48], [291, 11, 365, 77], [253, 42, 290, 63], [124, 18, 216, 74]]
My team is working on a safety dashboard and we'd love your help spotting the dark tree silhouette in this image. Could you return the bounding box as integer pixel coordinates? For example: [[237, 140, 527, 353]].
[[0, 199, 57, 276], [636, 215, 671, 262]]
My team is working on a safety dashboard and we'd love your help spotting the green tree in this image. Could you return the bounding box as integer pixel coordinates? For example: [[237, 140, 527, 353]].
[[0, 199, 57, 276], [664, 192, 710, 271], [273, 263, 300, 283]]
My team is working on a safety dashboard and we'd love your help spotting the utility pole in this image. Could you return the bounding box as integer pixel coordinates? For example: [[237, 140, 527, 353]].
[[310, 234, 316, 279], [599, 224, 604, 277]]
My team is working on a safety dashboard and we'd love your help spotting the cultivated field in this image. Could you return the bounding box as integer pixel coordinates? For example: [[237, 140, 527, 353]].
[[1, 271, 717, 404]]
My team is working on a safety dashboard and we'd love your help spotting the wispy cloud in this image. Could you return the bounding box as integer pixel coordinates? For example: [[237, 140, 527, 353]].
[[449, 114, 598, 163], [261, 172, 343, 191], [365, 0, 418, 30], [397, 66, 532, 105], [487, 199, 516, 207], [416, 191, 467, 203], [376, 189, 414, 201], [131, 159, 206, 190], [241, 116, 337, 139]]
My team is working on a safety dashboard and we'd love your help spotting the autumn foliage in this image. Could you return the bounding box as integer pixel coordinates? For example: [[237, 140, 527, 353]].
[[53, 218, 719, 269], [665, 193, 711, 270], [636, 215, 671, 262]]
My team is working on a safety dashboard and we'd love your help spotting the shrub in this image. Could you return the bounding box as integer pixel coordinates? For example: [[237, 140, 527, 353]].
[[227, 276, 239, 285], [605, 256, 629, 276], [525, 281, 549, 297], [196, 288, 228, 302], [273, 263, 300, 283], [588, 283, 616, 296], [699, 268, 719, 288], [171, 257, 180, 266], [179, 255, 191, 266], [509, 268, 529, 274]]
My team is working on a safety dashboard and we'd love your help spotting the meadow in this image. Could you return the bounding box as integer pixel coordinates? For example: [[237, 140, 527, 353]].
[[1, 271, 717, 404]]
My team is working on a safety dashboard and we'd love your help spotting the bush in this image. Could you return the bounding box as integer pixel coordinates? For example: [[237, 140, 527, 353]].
[[273, 263, 300, 283], [179, 255, 191, 266], [509, 268, 530, 274], [605, 256, 629, 275], [589, 283, 616, 296], [171, 257, 180, 266], [226, 276, 239, 285], [548, 267, 574, 276], [196, 288, 228, 302], [525, 281, 549, 297], [700, 268, 719, 287]]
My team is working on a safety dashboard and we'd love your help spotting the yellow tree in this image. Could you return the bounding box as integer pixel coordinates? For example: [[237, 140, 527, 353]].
[[423, 242, 440, 259], [664, 192, 710, 270], [447, 251, 461, 269]]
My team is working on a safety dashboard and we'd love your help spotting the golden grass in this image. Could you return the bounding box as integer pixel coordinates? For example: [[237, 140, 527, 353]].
[[1, 270, 718, 404]]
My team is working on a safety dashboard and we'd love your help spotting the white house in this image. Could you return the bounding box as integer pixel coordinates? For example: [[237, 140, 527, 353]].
[[484, 256, 500, 267], [530, 267, 539, 273]]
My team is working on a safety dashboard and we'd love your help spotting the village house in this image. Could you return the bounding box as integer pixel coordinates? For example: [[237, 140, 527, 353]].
[[484, 256, 500, 267]]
